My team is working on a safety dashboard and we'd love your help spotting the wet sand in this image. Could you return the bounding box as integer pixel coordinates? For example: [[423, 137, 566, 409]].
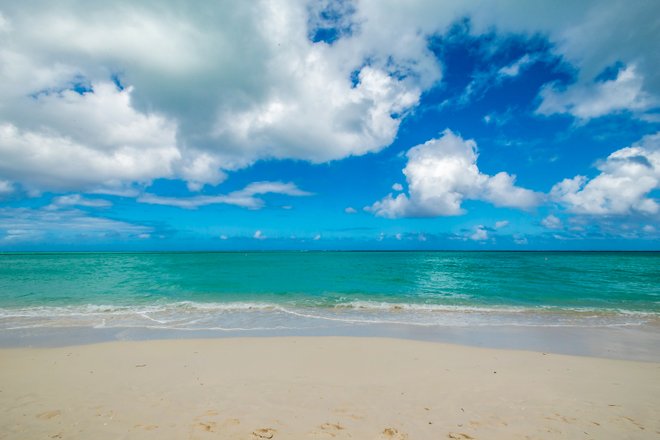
[[1, 337, 658, 439]]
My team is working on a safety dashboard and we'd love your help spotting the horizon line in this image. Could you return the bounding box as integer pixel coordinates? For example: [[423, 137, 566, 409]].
[[1, 249, 658, 254]]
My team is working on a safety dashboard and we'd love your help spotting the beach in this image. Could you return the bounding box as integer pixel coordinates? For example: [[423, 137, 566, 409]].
[[1, 251, 658, 438], [1, 336, 658, 439]]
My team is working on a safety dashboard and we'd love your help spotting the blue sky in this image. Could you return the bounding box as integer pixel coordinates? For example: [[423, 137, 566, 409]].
[[0, 1, 658, 250]]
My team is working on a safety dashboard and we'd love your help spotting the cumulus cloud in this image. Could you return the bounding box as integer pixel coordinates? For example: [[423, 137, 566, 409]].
[[468, 225, 489, 241], [253, 230, 265, 240], [466, 0, 659, 121], [0, 0, 436, 193], [344, 207, 357, 214], [0, 180, 13, 195], [0, 0, 657, 194], [541, 214, 563, 229], [138, 181, 311, 210], [367, 129, 541, 218], [550, 133, 659, 215], [537, 65, 654, 120], [0, 84, 184, 192]]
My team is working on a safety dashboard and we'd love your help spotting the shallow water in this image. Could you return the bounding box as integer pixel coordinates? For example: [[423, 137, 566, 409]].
[[1, 251, 658, 332], [1, 251, 659, 359]]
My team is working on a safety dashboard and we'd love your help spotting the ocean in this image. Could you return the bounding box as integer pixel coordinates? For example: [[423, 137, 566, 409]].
[[1, 251, 658, 336]]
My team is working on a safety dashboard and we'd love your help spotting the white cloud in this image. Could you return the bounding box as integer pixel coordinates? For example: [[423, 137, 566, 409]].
[[0, 12, 9, 33], [313, 234, 321, 240], [0, 85, 184, 192], [541, 214, 563, 229], [213, 65, 421, 164], [0, 206, 150, 243], [465, 0, 660, 121], [550, 133, 659, 215], [220, 234, 228, 240], [344, 207, 357, 214], [0, 180, 13, 195], [642, 225, 655, 233], [482, 110, 513, 127], [537, 65, 654, 120], [0, 1, 435, 192], [392, 183, 403, 191], [138, 181, 311, 210], [253, 230, 265, 240], [367, 129, 541, 218], [0, 0, 657, 194], [494, 220, 509, 229], [513, 235, 528, 245], [498, 54, 534, 78], [468, 225, 488, 241], [47, 194, 111, 209], [395, 233, 402, 240]]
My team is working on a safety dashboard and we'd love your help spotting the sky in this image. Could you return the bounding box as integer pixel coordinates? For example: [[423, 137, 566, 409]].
[[0, 0, 658, 250]]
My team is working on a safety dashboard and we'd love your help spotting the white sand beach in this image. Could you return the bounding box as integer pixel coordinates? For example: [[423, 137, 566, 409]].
[[1, 337, 658, 439]]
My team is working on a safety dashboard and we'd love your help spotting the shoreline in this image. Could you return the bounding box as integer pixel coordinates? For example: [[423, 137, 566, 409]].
[[1, 336, 658, 439], [2, 320, 659, 362]]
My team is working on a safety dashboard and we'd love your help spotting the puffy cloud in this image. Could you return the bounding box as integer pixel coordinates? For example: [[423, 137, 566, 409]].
[[253, 230, 265, 240], [537, 65, 654, 120], [0, 180, 13, 195], [466, 0, 659, 120], [213, 65, 421, 164], [138, 181, 311, 210], [468, 225, 489, 241], [494, 220, 509, 229], [550, 133, 659, 215], [357, 1, 660, 120], [367, 130, 541, 218], [541, 214, 563, 229], [0, 84, 184, 192], [0, 0, 434, 192], [391, 183, 403, 191], [0, 0, 657, 194], [344, 207, 357, 214]]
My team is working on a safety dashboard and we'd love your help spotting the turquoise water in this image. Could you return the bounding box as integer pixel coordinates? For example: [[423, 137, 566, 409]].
[[0, 251, 658, 331]]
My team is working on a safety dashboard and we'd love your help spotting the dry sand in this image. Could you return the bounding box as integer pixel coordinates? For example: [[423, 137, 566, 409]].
[[0, 337, 658, 439]]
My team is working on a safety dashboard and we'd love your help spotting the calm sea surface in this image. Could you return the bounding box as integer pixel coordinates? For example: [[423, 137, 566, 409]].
[[0, 251, 658, 331]]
